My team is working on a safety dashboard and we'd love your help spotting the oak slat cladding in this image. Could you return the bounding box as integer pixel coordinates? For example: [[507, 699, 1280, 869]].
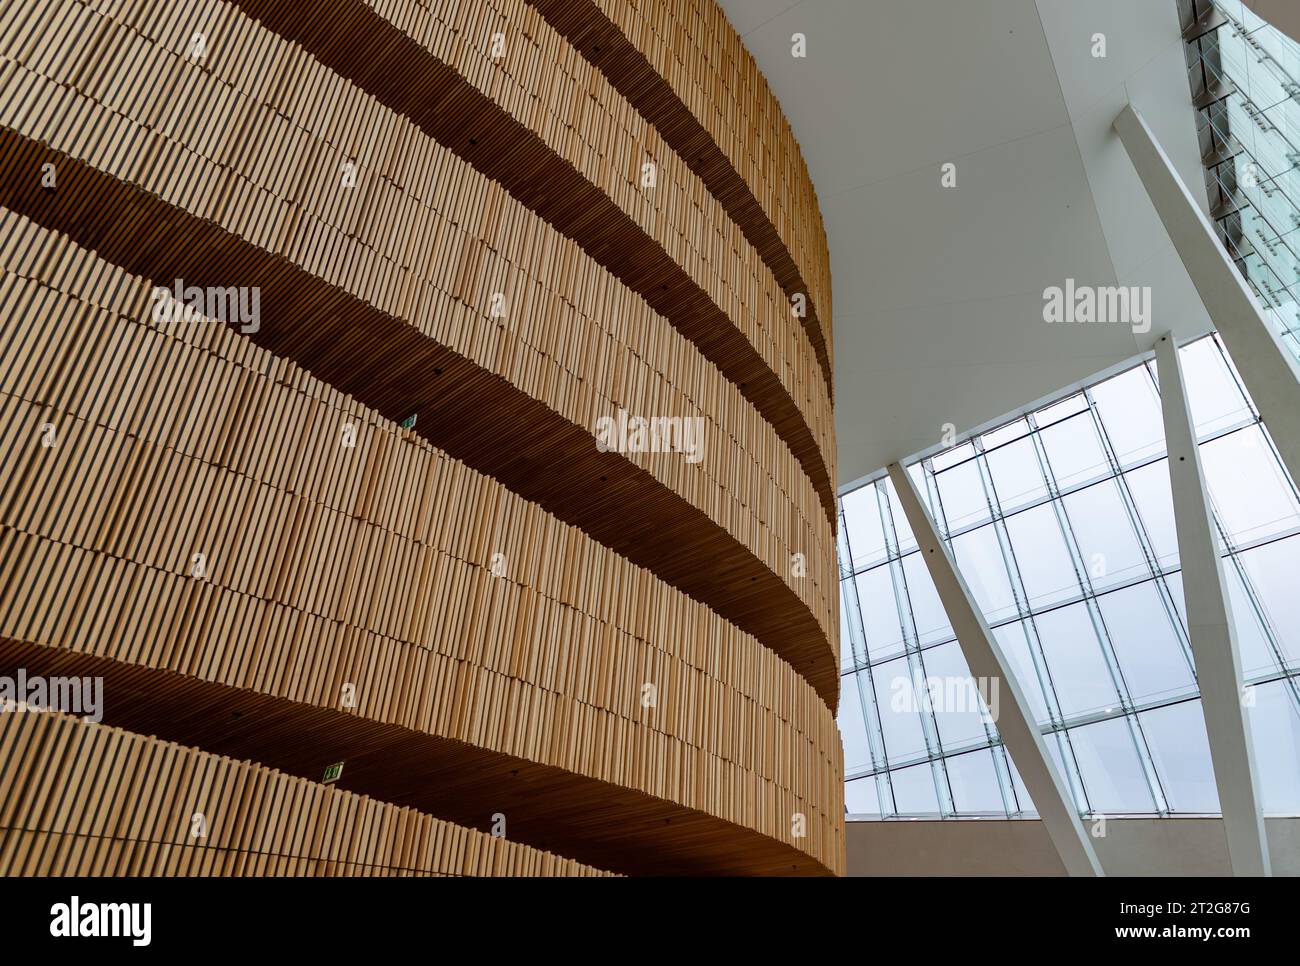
[[0, 0, 837, 696], [0, 100, 838, 699], [599, 0, 836, 361], [191, 0, 837, 509], [0, 0, 833, 608], [0, 276, 839, 818], [0, 210, 845, 875], [525, 0, 835, 394], [0, 0, 844, 875], [0, 710, 614, 876]]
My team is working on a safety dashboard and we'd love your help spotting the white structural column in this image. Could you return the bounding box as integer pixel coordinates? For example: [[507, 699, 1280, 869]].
[[886, 462, 1103, 877], [1154, 332, 1271, 876], [1114, 104, 1300, 486]]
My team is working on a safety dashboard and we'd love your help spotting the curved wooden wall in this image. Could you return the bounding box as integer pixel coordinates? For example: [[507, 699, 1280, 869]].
[[200, 0, 837, 511], [0, 711, 613, 876], [0, 12, 837, 695], [0, 0, 841, 876], [526, 0, 835, 388]]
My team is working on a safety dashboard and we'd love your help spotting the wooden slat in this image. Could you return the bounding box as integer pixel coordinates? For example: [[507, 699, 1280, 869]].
[[0, 0, 838, 686]]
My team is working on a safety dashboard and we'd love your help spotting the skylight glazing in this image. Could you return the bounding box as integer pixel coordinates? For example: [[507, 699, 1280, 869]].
[[838, 333, 1300, 819]]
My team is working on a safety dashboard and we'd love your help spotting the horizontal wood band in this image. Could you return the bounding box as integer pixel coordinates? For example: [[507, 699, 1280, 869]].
[[0, 621, 840, 874], [0, 708, 614, 876]]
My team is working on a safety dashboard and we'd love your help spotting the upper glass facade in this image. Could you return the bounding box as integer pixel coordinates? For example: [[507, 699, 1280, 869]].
[[1191, 0, 1300, 364], [838, 334, 1300, 819]]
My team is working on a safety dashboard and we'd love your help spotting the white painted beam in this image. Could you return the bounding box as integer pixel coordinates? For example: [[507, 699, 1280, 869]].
[[1114, 104, 1300, 487], [1154, 332, 1271, 876], [885, 462, 1104, 877]]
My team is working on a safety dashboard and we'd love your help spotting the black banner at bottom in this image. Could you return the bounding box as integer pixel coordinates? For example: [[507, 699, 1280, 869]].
[[0, 874, 1282, 952]]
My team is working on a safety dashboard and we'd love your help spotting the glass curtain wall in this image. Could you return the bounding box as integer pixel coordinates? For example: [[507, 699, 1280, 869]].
[[839, 334, 1300, 819], [1190, 0, 1300, 363]]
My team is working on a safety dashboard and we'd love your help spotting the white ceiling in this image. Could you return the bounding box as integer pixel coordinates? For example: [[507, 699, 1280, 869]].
[[718, 0, 1214, 488]]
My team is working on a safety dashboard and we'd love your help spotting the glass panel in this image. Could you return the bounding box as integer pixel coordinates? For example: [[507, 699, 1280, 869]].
[[920, 641, 990, 751], [993, 620, 1052, 725], [1178, 337, 1252, 437], [1164, 571, 1188, 634], [1123, 460, 1180, 572], [944, 749, 1006, 814], [873, 657, 929, 765], [1035, 393, 1088, 427], [1062, 479, 1150, 591], [1005, 752, 1037, 815], [1223, 563, 1285, 678], [932, 441, 975, 473], [1038, 411, 1109, 490], [840, 582, 860, 671], [1237, 535, 1300, 670], [983, 435, 1048, 514], [1047, 731, 1088, 812], [1090, 365, 1164, 467], [1097, 581, 1196, 705], [900, 551, 952, 646], [982, 417, 1031, 449], [854, 564, 905, 661], [933, 456, 992, 533], [1247, 680, 1300, 815], [951, 524, 1018, 622], [838, 672, 874, 774], [881, 477, 917, 553], [888, 763, 940, 815], [907, 463, 929, 514], [845, 776, 882, 816], [1201, 425, 1300, 547], [1140, 701, 1220, 814], [841, 482, 886, 570], [1033, 604, 1121, 719], [1068, 717, 1156, 814], [1004, 504, 1082, 610]]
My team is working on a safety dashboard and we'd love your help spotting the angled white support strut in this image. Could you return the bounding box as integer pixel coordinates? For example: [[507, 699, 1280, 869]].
[[1154, 332, 1271, 876], [1114, 103, 1300, 489], [886, 462, 1104, 877]]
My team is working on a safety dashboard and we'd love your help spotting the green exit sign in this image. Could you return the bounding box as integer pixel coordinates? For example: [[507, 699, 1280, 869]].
[[322, 762, 344, 784]]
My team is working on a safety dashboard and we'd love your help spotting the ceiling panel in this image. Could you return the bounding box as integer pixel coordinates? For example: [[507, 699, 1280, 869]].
[[717, 0, 1212, 486]]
